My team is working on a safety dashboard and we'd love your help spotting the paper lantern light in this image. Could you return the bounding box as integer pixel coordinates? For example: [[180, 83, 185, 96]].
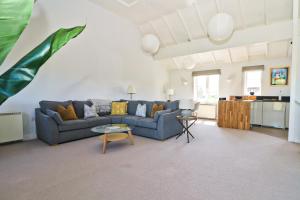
[[142, 34, 160, 54], [207, 13, 234, 42]]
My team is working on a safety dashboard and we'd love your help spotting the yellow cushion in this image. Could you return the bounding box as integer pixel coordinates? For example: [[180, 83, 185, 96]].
[[56, 104, 78, 121], [111, 102, 128, 115]]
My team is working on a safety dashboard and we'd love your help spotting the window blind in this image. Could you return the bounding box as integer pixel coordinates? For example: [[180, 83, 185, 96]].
[[192, 69, 221, 76], [242, 65, 264, 72]]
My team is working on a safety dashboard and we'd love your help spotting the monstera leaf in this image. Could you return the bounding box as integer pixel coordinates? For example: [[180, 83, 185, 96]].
[[0, 0, 34, 65], [0, 25, 85, 105]]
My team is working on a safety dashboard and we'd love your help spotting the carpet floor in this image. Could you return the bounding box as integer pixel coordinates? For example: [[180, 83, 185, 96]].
[[0, 124, 300, 200]]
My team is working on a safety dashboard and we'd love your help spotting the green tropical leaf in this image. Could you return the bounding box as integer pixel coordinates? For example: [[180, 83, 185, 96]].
[[0, 0, 34, 65], [0, 25, 85, 105]]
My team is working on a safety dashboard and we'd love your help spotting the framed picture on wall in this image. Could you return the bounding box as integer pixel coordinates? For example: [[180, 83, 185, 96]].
[[270, 67, 289, 86]]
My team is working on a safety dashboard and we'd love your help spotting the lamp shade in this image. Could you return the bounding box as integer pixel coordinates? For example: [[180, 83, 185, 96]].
[[207, 13, 234, 41], [141, 34, 160, 54], [167, 89, 174, 96], [179, 99, 194, 110], [127, 85, 136, 94]]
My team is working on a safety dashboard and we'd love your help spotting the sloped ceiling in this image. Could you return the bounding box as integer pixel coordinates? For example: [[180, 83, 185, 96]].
[[96, 0, 293, 68]]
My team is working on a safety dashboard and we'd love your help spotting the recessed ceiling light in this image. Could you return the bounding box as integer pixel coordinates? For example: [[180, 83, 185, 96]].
[[117, 0, 138, 7]]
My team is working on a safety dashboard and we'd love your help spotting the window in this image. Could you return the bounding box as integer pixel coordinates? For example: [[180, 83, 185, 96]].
[[193, 74, 220, 104], [243, 70, 262, 95]]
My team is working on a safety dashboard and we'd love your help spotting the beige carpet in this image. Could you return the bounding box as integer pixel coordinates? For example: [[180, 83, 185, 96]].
[[1, 124, 300, 200]]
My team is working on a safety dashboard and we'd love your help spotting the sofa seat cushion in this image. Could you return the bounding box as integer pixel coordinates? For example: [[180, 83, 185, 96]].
[[59, 120, 90, 132], [58, 117, 111, 132], [108, 115, 124, 124], [86, 116, 111, 127], [123, 115, 140, 126], [136, 117, 157, 129]]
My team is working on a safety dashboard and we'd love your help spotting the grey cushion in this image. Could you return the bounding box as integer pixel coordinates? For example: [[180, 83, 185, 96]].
[[127, 101, 140, 115], [123, 115, 140, 126], [39, 100, 72, 114], [58, 119, 90, 132], [73, 100, 93, 119], [108, 115, 124, 124], [136, 117, 157, 129], [58, 117, 111, 132], [141, 101, 154, 117], [153, 109, 171, 121], [46, 109, 64, 124], [86, 116, 111, 127], [165, 101, 179, 111]]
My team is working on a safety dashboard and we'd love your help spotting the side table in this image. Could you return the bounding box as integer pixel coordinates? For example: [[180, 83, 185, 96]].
[[176, 115, 197, 143]]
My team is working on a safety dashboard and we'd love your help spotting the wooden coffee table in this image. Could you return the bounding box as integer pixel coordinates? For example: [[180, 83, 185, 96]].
[[91, 124, 134, 153]]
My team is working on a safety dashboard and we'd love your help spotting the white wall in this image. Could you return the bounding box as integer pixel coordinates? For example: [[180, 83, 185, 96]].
[[0, 0, 169, 139], [169, 57, 291, 100]]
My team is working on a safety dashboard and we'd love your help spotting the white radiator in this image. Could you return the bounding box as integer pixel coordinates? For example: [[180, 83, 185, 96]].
[[195, 104, 217, 119], [0, 112, 23, 143]]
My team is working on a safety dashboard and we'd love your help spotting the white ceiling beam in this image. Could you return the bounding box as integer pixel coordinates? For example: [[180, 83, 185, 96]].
[[154, 20, 293, 60], [227, 49, 233, 64], [211, 52, 217, 64], [177, 10, 192, 41], [215, 0, 222, 13], [148, 21, 165, 47], [265, 43, 269, 58], [162, 16, 178, 44], [194, 3, 208, 36], [246, 46, 250, 61], [264, 0, 268, 25], [172, 58, 181, 69], [238, 0, 246, 29]]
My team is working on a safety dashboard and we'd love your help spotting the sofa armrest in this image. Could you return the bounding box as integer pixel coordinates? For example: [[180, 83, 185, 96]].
[[157, 110, 182, 140], [35, 108, 59, 145]]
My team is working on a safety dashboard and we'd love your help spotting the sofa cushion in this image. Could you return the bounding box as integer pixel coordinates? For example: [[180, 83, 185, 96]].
[[58, 117, 111, 132], [127, 100, 140, 115], [46, 109, 64, 124], [86, 116, 111, 127], [58, 119, 90, 132], [150, 103, 164, 118], [123, 115, 140, 126], [136, 103, 146, 117], [111, 102, 128, 115], [57, 104, 78, 121], [153, 109, 171, 121], [108, 115, 124, 124], [165, 101, 179, 111], [39, 100, 72, 114], [136, 117, 157, 129], [73, 100, 93, 119], [88, 99, 112, 116], [140, 101, 154, 117]]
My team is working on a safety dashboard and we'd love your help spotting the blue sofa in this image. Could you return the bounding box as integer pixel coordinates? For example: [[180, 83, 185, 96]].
[[35, 100, 182, 145]]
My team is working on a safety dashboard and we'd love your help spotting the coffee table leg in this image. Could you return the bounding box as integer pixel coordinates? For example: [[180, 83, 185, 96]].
[[102, 133, 107, 153], [128, 130, 134, 145]]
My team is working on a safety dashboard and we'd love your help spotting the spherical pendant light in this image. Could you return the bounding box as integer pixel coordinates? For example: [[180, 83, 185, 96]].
[[207, 13, 234, 42], [141, 34, 160, 54]]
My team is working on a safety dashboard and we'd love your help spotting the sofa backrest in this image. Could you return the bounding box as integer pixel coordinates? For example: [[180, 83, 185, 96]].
[[39, 100, 92, 119], [127, 100, 179, 117], [39, 100, 72, 114]]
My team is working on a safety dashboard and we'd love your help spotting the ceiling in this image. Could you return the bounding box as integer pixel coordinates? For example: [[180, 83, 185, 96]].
[[96, 0, 293, 69], [97, 0, 292, 47], [160, 40, 292, 70]]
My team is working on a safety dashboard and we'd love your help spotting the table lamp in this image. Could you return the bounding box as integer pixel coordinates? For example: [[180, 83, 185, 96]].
[[167, 89, 174, 102], [179, 99, 194, 117], [127, 85, 136, 100]]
